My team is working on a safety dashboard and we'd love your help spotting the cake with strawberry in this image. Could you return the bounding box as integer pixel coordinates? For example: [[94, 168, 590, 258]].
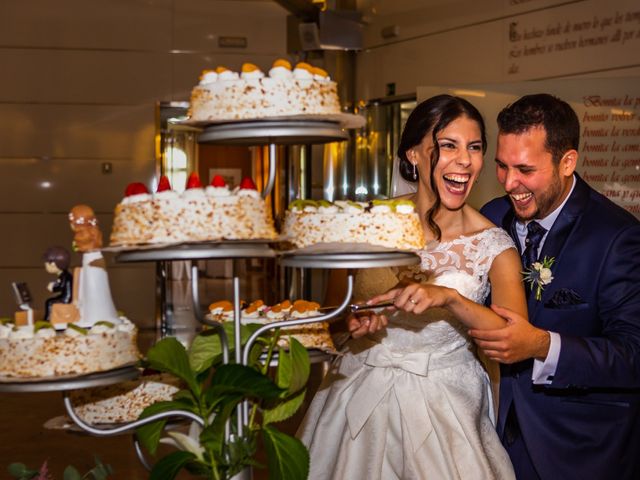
[[189, 59, 342, 122], [110, 173, 277, 246], [282, 199, 425, 250]]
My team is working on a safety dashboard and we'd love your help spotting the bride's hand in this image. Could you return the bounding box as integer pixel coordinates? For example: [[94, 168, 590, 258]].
[[347, 312, 388, 339], [368, 283, 454, 315]]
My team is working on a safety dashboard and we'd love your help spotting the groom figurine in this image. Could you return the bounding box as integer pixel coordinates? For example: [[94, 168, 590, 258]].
[[471, 94, 640, 479]]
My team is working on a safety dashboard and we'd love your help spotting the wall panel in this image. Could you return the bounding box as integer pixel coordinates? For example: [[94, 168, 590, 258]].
[[0, 0, 173, 50], [0, 49, 173, 104]]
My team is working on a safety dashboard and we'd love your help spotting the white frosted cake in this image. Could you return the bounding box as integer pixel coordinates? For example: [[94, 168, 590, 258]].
[[189, 60, 341, 122], [110, 174, 277, 247], [283, 199, 425, 250], [0, 318, 139, 378], [68, 373, 180, 424], [208, 299, 335, 352]]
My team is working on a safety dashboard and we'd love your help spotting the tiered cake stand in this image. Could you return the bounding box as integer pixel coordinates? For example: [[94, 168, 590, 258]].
[[2, 117, 419, 474]]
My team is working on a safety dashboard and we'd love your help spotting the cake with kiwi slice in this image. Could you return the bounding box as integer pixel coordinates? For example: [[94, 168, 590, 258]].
[[282, 199, 425, 250], [0, 318, 139, 378]]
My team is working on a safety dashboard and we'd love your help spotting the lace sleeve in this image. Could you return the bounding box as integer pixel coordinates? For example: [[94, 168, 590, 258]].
[[461, 227, 518, 304], [471, 228, 517, 280]]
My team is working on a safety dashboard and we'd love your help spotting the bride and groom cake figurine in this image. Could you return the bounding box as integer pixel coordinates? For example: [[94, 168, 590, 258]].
[[42, 204, 118, 327]]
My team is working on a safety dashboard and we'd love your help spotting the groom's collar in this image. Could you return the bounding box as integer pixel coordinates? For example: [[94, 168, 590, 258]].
[[515, 175, 576, 237], [503, 174, 589, 255]]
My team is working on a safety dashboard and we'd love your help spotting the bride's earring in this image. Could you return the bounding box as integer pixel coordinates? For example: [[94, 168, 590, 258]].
[[412, 163, 418, 180]]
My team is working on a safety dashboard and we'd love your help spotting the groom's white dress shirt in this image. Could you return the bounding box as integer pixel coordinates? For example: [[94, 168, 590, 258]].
[[515, 175, 575, 385]]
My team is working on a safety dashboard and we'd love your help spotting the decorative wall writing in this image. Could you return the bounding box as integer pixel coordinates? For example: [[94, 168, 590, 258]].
[[578, 93, 640, 214], [504, 0, 640, 80]]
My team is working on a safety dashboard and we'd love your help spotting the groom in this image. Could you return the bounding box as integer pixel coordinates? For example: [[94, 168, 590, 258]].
[[471, 94, 640, 479]]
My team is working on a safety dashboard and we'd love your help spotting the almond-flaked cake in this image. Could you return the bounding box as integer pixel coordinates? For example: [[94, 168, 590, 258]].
[[110, 173, 277, 247], [68, 373, 180, 424], [0, 319, 139, 379], [189, 60, 341, 122], [282, 199, 425, 250]]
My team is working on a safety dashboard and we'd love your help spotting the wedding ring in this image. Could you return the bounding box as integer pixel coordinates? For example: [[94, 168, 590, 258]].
[[409, 298, 417, 304]]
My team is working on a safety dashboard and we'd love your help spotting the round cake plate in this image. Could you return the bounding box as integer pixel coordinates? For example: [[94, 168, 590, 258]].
[[197, 119, 349, 145], [0, 365, 140, 393], [279, 251, 421, 269], [114, 241, 277, 262]]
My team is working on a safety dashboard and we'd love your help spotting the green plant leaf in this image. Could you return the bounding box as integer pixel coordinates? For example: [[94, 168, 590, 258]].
[[136, 400, 198, 455], [200, 393, 243, 459], [248, 342, 265, 369], [263, 388, 307, 425], [276, 337, 310, 394], [262, 425, 309, 480], [189, 323, 265, 372], [62, 466, 82, 480], [183, 462, 211, 476], [149, 451, 197, 480], [172, 388, 198, 407], [225, 431, 259, 478], [87, 456, 113, 480], [7, 463, 38, 479], [189, 330, 222, 373], [206, 364, 284, 401], [146, 337, 200, 397]]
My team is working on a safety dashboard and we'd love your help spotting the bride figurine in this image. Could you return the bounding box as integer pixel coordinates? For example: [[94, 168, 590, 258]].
[[298, 95, 527, 479], [68, 204, 119, 327]]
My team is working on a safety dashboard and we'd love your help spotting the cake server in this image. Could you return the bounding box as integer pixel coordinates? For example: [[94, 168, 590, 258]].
[[317, 301, 396, 313], [349, 301, 396, 312]]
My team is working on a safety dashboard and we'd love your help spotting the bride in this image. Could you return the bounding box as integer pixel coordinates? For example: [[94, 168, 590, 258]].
[[298, 95, 527, 479]]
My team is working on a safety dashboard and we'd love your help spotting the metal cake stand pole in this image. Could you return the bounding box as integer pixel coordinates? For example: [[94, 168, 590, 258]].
[[232, 260, 243, 436], [191, 264, 230, 364], [239, 273, 354, 424], [191, 263, 232, 441], [132, 435, 153, 471], [190, 262, 243, 437], [263, 143, 277, 199]]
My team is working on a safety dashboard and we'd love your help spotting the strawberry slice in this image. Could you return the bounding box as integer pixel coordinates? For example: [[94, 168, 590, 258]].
[[186, 172, 202, 189], [211, 175, 226, 187], [156, 175, 172, 192], [239, 177, 257, 190], [125, 182, 149, 196]]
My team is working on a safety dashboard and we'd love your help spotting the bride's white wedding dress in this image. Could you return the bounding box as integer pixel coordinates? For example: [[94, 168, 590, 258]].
[[298, 227, 516, 480]]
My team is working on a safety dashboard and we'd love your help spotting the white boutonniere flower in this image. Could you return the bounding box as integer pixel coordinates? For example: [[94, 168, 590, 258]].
[[523, 256, 555, 301]]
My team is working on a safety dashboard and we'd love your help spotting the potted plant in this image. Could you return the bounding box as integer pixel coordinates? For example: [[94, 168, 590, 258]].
[[136, 322, 311, 480]]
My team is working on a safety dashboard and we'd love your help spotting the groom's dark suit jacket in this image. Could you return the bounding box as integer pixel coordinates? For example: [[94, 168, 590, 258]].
[[482, 175, 640, 480]]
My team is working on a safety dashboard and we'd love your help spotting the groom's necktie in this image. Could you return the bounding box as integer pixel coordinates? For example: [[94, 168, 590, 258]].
[[522, 221, 546, 270]]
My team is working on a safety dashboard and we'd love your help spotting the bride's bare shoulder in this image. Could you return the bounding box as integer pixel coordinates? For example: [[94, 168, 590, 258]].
[[463, 205, 498, 232]]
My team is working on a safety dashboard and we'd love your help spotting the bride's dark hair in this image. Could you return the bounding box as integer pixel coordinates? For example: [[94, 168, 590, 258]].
[[398, 95, 487, 240]]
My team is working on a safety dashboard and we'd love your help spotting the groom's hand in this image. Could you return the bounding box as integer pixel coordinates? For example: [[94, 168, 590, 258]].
[[469, 304, 551, 363], [347, 312, 388, 339]]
